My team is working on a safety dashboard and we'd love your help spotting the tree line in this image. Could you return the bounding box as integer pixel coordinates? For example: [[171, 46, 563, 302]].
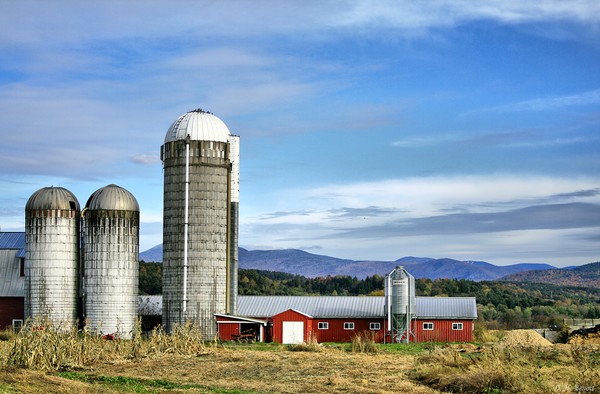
[[139, 262, 600, 329]]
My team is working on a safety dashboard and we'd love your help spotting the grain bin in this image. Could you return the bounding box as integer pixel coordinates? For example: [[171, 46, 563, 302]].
[[385, 266, 416, 343], [25, 186, 80, 329], [82, 184, 139, 338], [161, 109, 239, 338]]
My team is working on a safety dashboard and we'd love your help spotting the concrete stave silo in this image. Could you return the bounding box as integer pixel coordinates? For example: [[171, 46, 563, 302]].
[[161, 109, 239, 338], [83, 184, 139, 338], [25, 186, 80, 329]]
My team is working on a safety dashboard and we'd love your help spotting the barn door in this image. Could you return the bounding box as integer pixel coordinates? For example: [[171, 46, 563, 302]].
[[282, 321, 304, 344]]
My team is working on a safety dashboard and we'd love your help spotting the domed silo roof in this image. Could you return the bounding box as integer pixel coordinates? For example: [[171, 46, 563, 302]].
[[164, 109, 230, 143], [26, 186, 80, 211], [85, 184, 139, 211]]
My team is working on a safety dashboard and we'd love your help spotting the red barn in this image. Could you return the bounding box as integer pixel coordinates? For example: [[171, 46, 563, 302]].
[[0, 232, 25, 331], [217, 295, 477, 343]]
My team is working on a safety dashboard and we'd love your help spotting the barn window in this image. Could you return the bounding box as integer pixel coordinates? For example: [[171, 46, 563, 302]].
[[452, 322, 463, 330], [318, 322, 329, 330], [423, 322, 434, 330], [369, 322, 380, 330], [12, 320, 23, 332], [19, 258, 25, 277], [344, 322, 355, 330]]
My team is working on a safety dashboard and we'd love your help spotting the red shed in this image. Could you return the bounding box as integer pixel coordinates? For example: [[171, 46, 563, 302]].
[[215, 314, 268, 342]]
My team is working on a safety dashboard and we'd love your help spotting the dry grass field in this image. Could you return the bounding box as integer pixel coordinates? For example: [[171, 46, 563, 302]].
[[0, 325, 598, 393]]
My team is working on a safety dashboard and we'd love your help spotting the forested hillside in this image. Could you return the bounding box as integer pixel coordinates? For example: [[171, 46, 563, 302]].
[[139, 262, 162, 295], [502, 261, 600, 288], [139, 262, 600, 329]]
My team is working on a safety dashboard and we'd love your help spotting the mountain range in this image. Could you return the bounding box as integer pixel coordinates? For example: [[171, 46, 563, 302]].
[[140, 244, 559, 281]]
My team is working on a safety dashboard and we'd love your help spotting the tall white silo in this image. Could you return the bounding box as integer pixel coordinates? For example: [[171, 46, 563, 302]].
[[161, 109, 240, 338], [25, 186, 80, 329], [384, 266, 416, 343], [83, 184, 139, 338]]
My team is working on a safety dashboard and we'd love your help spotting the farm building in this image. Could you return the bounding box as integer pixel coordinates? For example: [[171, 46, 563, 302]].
[[216, 295, 477, 344], [0, 232, 25, 330], [139, 294, 477, 343]]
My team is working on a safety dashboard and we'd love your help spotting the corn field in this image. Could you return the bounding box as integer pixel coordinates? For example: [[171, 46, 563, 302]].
[[3, 319, 214, 371]]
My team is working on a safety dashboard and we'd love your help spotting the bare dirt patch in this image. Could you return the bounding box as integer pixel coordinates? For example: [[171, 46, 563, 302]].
[[499, 329, 553, 347]]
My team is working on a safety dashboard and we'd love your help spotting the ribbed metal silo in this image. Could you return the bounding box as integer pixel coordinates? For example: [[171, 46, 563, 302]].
[[385, 266, 416, 343], [83, 184, 139, 338], [161, 109, 239, 338], [25, 186, 80, 329]]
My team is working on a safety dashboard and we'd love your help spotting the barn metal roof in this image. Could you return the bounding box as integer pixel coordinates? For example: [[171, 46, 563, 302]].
[[214, 314, 268, 325], [135, 295, 477, 320], [239, 296, 385, 318], [164, 109, 231, 143], [238, 296, 477, 319], [138, 295, 162, 316], [413, 297, 478, 319], [0, 233, 25, 296], [0, 232, 25, 251]]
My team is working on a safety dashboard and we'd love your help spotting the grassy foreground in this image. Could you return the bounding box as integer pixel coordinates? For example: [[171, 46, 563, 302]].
[[0, 325, 598, 393]]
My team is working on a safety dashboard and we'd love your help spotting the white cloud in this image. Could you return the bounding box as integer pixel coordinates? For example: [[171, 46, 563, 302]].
[[291, 175, 600, 216], [240, 174, 600, 263]]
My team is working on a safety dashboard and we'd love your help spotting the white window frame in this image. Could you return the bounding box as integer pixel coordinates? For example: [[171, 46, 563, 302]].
[[369, 322, 380, 331], [344, 322, 355, 330], [318, 322, 329, 330], [422, 322, 434, 331], [452, 322, 464, 331], [12, 319, 23, 331]]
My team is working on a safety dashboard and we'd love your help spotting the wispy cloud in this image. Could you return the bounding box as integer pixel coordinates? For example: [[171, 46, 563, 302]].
[[130, 154, 160, 165], [392, 129, 593, 150], [491, 89, 600, 112], [328, 206, 404, 220], [2, 1, 599, 50], [391, 135, 455, 147], [334, 1, 600, 33], [329, 203, 600, 239], [241, 175, 600, 258]]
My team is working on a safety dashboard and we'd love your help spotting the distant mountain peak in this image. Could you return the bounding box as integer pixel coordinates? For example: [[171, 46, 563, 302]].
[[140, 244, 564, 281], [395, 256, 434, 264]]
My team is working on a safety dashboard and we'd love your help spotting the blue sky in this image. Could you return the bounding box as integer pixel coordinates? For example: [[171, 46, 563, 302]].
[[1, 1, 599, 267]]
